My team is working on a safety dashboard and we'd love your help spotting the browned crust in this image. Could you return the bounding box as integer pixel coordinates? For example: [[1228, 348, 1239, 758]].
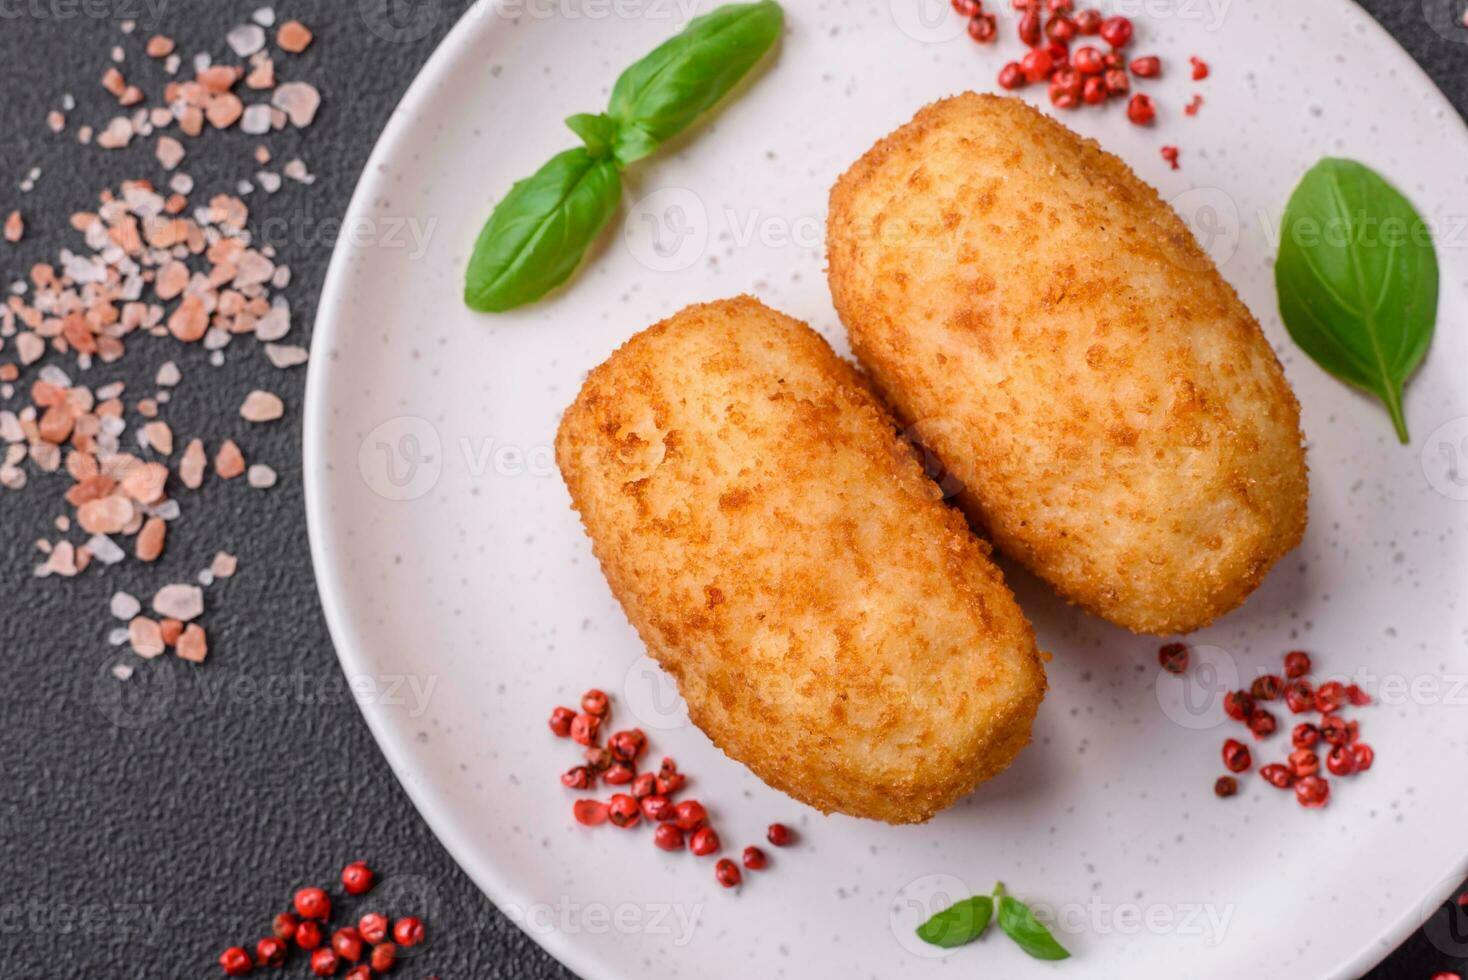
[[827, 94, 1309, 635], [556, 296, 1047, 823]]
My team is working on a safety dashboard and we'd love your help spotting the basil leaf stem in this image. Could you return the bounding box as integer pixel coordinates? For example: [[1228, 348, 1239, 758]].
[[914, 895, 993, 949], [1275, 158, 1438, 442], [463, 148, 622, 313], [464, 1, 782, 312], [565, 113, 619, 160], [995, 884, 1071, 961]]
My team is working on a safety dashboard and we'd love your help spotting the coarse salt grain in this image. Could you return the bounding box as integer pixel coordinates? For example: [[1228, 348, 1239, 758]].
[[264, 344, 308, 369], [247, 464, 277, 488], [240, 390, 284, 422], [277, 21, 314, 54], [176, 624, 208, 663], [227, 24, 268, 58], [129, 616, 165, 658], [88, 534, 126, 565], [271, 82, 321, 128], [152, 583, 204, 621], [110, 591, 142, 620], [111, 664, 134, 681], [211, 551, 238, 578], [156, 136, 186, 171], [240, 103, 273, 136]]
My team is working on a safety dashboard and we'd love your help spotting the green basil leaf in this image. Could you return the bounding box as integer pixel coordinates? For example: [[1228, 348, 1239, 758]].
[[997, 894, 1070, 961], [464, 147, 622, 313], [914, 895, 993, 949], [565, 113, 619, 160], [608, 0, 783, 166], [1275, 158, 1438, 442]]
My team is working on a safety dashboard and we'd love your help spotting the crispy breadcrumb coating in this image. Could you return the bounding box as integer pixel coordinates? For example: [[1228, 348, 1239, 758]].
[[556, 297, 1047, 824], [828, 94, 1308, 635]]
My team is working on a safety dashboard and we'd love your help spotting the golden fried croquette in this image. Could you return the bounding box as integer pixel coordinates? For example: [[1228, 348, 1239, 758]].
[[556, 296, 1046, 824], [827, 94, 1308, 636]]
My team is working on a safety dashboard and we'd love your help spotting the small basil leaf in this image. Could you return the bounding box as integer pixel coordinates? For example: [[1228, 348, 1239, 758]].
[[608, 0, 783, 166], [464, 147, 622, 313], [610, 125, 661, 169], [997, 895, 1070, 961], [1275, 157, 1438, 442], [565, 113, 619, 161], [914, 896, 993, 949]]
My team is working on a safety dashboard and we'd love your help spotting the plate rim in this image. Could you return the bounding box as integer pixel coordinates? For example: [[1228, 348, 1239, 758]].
[[301, 3, 1468, 979]]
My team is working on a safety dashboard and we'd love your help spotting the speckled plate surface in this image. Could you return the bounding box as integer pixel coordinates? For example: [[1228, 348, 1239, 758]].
[[304, 2, 1468, 977]]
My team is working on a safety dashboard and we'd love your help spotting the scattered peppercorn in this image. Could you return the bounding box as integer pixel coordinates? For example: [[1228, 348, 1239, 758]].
[[1099, 15, 1133, 48], [1126, 93, 1156, 125], [1158, 642, 1188, 674], [293, 888, 331, 922], [608, 794, 642, 829], [1294, 775, 1329, 809], [392, 916, 426, 948], [654, 823, 686, 851], [1292, 723, 1319, 749], [331, 927, 363, 963], [1129, 55, 1160, 77], [295, 920, 325, 951], [369, 942, 397, 973], [1213, 775, 1238, 798], [1247, 708, 1278, 740], [255, 936, 287, 968], [548, 706, 576, 737], [1260, 763, 1295, 789], [581, 689, 609, 717], [340, 862, 373, 897], [1222, 738, 1251, 773], [570, 713, 601, 746], [689, 826, 721, 857], [220, 946, 253, 976], [308, 947, 339, 977], [271, 913, 299, 942], [674, 800, 708, 831], [1250, 675, 1284, 701], [715, 858, 742, 888], [358, 913, 389, 946]]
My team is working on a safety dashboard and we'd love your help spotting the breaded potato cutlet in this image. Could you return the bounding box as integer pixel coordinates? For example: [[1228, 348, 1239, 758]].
[[827, 94, 1308, 636], [556, 296, 1047, 824]]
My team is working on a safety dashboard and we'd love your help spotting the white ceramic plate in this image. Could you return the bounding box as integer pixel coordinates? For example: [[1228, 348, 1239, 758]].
[[304, 2, 1468, 977]]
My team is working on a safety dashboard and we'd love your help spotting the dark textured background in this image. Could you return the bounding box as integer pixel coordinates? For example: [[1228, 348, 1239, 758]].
[[0, 2, 1463, 977]]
